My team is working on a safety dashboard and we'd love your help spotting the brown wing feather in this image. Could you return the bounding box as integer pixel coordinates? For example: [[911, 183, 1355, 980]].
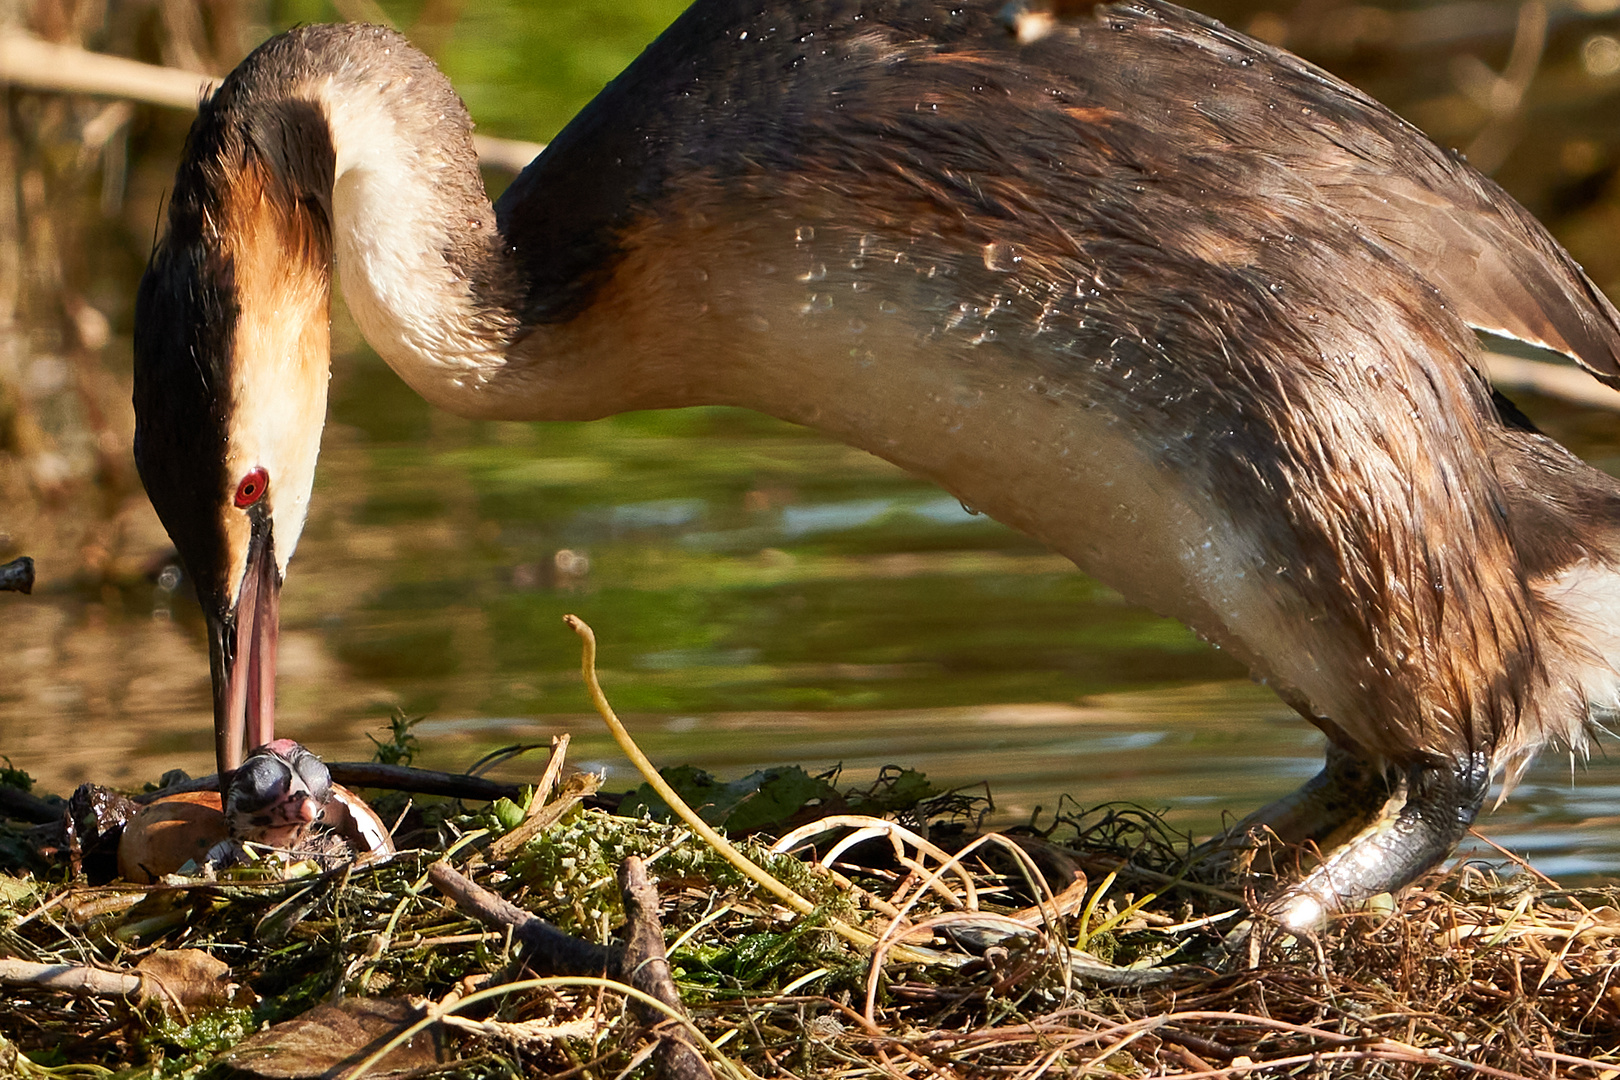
[[1129, 4, 1620, 382], [1303, 163, 1620, 384]]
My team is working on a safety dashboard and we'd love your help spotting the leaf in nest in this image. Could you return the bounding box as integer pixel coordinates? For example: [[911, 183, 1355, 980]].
[[223, 998, 436, 1078], [848, 767, 939, 813], [137, 948, 249, 1011]]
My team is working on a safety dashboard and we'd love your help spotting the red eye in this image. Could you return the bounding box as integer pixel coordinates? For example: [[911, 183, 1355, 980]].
[[234, 467, 269, 509]]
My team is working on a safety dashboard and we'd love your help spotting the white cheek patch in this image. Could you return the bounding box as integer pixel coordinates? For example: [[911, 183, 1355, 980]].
[[218, 497, 253, 610]]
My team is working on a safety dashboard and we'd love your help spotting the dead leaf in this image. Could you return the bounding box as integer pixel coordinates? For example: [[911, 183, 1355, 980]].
[[223, 998, 436, 1079], [137, 948, 245, 1012]]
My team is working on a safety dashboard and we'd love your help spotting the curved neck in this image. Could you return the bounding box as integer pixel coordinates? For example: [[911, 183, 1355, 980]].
[[298, 27, 524, 415], [315, 57, 521, 413], [202, 24, 698, 422]]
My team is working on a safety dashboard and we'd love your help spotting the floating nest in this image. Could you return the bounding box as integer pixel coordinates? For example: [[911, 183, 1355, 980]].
[[0, 620, 1616, 1079]]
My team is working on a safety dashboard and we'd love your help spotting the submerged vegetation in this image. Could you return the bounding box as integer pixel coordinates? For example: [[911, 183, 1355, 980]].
[[1, 624, 1617, 1078]]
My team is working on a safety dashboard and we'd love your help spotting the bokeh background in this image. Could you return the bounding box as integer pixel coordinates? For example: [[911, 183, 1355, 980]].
[[2, 0, 1619, 876]]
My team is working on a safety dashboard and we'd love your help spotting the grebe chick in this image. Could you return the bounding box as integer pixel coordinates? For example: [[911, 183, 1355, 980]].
[[132, 0, 1620, 928], [117, 740, 393, 882], [223, 739, 332, 850]]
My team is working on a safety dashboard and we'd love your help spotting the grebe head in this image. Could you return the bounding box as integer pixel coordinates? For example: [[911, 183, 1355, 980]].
[[223, 738, 334, 848], [133, 46, 336, 776]]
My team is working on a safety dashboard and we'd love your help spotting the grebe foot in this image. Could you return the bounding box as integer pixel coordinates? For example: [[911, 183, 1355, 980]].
[[1191, 743, 1392, 881], [1265, 753, 1490, 932]]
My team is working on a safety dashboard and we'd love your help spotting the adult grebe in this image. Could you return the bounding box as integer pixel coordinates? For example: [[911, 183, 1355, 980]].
[[132, 0, 1620, 927]]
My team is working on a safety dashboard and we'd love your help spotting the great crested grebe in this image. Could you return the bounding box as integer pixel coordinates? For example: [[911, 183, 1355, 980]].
[[133, 0, 1620, 927]]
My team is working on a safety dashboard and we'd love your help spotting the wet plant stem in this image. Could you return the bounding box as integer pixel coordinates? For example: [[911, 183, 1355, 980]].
[[563, 614, 939, 965]]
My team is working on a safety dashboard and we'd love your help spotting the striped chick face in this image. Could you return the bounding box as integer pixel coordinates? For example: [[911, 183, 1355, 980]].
[[224, 739, 333, 848]]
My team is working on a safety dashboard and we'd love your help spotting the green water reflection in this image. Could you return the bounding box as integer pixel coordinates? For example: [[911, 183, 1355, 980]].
[[330, 358, 1236, 719], [311, 341, 1247, 742]]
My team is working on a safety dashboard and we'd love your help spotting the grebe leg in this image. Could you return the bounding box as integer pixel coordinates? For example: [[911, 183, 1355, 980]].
[[1266, 753, 1491, 931], [1196, 743, 1393, 877]]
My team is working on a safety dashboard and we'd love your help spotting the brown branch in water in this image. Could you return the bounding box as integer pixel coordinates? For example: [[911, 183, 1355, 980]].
[[1484, 353, 1620, 412], [0, 30, 542, 172], [135, 762, 529, 805], [0, 31, 212, 106]]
